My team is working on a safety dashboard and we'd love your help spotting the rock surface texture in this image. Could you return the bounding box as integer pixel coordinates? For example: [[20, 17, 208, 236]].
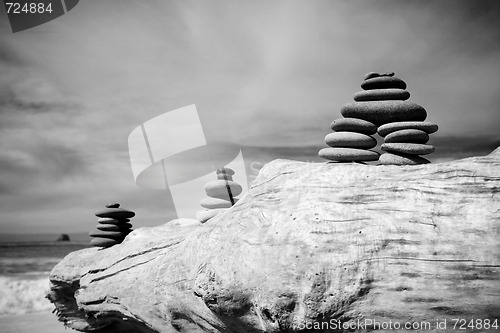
[[48, 148, 500, 332]]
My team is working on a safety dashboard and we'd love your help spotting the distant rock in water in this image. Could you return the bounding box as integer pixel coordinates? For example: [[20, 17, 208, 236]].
[[56, 233, 70, 242]]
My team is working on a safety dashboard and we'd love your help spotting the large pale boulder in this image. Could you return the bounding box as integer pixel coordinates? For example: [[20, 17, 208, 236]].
[[48, 148, 500, 332]]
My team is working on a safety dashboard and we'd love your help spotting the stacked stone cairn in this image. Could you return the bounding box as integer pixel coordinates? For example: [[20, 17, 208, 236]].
[[196, 167, 242, 223], [319, 72, 438, 165], [90, 203, 135, 248]]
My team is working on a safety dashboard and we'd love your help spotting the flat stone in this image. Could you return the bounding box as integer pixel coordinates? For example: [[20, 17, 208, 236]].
[[384, 129, 429, 144], [340, 101, 427, 126], [379, 152, 431, 165], [324, 132, 377, 149], [330, 118, 377, 135], [381, 143, 435, 155], [97, 218, 130, 225], [217, 174, 233, 181], [97, 223, 133, 231], [89, 230, 124, 239], [353, 89, 410, 102], [216, 167, 235, 176], [363, 72, 394, 80], [105, 203, 120, 208], [196, 208, 227, 223], [200, 197, 236, 209], [95, 208, 135, 219], [361, 76, 407, 90], [378, 121, 439, 137], [205, 180, 242, 199], [90, 237, 120, 248], [318, 147, 380, 162]]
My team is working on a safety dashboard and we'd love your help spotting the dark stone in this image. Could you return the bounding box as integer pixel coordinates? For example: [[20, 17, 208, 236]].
[[95, 208, 135, 219], [379, 152, 431, 165], [361, 76, 407, 90], [384, 129, 429, 144], [378, 121, 439, 137], [105, 203, 120, 208], [381, 143, 435, 155], [341, 101, 427, 126], [56, 233, 70, 242], [318, 147, 380, 162], [324, 132, 377, 149], [353, 89, 410, 102], [330, 118, 377, 135]]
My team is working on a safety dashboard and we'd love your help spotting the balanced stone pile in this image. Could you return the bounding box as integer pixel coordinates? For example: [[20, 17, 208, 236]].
[[319, 72, 438, 165], [90, 203, 135, 248], [196, 167, 242, 223]]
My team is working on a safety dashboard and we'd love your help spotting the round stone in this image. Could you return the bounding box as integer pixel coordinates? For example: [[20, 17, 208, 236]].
[[353, 89, 410, 102], [205, 180, 242, 199], [381, 143, 435, 155], [364, 72, 380, 80], [105, 203, 120, 208], [216, 167, 235, 176], [89, 230, 124, 239], [200, 197, 237, 209], [379, 152, 431, 165], [377, 121, 439, 137], [97, 218, 130, 225], [217, 174, 233, 181], [324, 132, 377, 149], [196, 209, 227, 223], [97, 223, 133, 231], [361, 76, 407, 90], [95, 208, 135, 219], [91, 237, 120, 248], [340, 101, 427, 126], [318, 147, 380, 162], [384, 129, 429, 144], [330, 118, 377, 135]]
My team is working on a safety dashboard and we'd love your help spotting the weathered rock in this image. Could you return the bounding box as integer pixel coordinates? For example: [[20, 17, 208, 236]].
[[48, 148, 500, 332], [196, 208, 228, 223]]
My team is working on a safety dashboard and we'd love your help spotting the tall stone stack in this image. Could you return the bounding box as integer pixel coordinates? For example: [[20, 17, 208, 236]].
[[90, 203, 135, 248], [196, 167, 242, 223], [319, 72, 438, 165]]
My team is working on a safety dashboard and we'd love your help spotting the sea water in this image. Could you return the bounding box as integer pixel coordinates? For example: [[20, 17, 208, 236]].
[[0, 234, 90, 316]]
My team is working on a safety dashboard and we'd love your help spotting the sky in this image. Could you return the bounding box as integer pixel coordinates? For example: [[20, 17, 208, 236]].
[[0, 0, 499, 235]]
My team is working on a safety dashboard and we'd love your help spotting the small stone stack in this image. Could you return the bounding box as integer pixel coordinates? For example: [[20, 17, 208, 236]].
[[90, 203, 135, 248], [196, 168, 242, 223], [378, 121, 439, 165], [318, 117, 379, 162]]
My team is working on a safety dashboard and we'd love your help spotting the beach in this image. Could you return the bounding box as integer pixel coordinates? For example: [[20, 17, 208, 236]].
[[0, 234, 89, 333]]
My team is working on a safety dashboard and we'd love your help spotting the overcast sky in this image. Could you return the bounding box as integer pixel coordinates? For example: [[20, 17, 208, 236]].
[[0, 0, 499, 235]]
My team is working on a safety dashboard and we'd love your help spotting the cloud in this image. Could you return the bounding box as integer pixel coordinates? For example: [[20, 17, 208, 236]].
[[0, 0, 499, 234]]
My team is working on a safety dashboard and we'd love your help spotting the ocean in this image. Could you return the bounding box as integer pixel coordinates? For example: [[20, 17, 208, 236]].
[[0, 233, 90, 316]]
